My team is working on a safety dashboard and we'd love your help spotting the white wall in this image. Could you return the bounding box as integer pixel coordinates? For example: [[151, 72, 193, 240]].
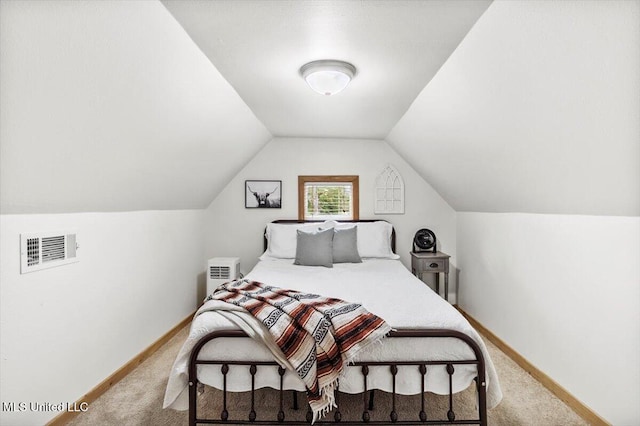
[[457, 212, 640, 425], [0, 210, 205, 425], [204, 137, 458, 300], [387, 0, 640, 216]]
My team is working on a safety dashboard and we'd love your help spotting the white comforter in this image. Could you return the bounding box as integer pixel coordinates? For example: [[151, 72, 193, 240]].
[[164, 258, 502, 411]]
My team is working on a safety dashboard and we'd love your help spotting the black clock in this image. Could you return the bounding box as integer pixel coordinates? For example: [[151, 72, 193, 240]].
[[413, 229, 436, 253]]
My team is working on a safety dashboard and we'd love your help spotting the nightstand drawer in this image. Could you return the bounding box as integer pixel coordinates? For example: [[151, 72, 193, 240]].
[[414, 259, 446, 272]]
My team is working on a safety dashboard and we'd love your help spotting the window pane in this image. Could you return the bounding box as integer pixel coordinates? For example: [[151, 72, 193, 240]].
[[304, 182, 353, 220]]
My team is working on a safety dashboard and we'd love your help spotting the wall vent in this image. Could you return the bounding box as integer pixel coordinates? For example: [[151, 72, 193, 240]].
[[20, 230, 79, 274]]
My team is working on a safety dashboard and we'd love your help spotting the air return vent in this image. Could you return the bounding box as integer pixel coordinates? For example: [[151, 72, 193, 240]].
[[20, 230, 79, 274], [206, 257, 240, 295], [209, 265, 230, 280]]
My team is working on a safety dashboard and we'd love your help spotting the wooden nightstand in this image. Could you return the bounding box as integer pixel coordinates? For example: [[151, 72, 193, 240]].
[[410, 251, 451, 301]]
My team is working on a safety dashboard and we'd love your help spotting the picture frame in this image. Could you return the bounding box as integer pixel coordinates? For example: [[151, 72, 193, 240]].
[[245, 180, 282, 208]]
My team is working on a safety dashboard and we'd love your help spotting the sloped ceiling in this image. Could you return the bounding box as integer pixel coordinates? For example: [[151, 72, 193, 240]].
[[0, 0, 271, 214], [161, 0, 492, 139], [387, 0, 640, 216], [2, 0, 637, 217]]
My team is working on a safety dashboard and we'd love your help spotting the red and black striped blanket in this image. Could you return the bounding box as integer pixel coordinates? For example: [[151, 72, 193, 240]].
[[207, 279, 391, 420]]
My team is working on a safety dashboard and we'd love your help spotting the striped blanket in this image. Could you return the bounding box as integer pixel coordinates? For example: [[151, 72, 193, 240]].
[[207, 279, 391, 420]]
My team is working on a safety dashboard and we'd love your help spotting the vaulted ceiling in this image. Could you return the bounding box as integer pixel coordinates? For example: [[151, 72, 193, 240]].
[[161, 0, 492, 139], [1, 0, 638, 216]]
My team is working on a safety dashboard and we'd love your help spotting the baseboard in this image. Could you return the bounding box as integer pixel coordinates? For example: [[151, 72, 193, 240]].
[[455, 305, 610, 426], [46, 311, 195, 426]]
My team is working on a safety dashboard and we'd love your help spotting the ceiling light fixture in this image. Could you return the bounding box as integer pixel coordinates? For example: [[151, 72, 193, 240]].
[[300, 60, 356, 96]]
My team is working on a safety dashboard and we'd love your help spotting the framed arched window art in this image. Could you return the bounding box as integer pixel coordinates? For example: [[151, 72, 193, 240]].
[[374, 164, 404, 214]]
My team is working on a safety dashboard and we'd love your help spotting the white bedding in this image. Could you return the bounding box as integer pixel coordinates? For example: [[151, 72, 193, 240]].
[[164, 258, 502, 411]]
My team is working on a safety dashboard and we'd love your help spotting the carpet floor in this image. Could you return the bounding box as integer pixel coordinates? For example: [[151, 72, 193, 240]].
[[66, 325, 587, 426]]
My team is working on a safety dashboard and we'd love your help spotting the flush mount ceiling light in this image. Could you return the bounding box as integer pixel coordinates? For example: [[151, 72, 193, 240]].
[[300, 60, 356, 96]]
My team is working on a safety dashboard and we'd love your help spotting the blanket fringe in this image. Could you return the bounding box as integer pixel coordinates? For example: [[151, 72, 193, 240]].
[[311, 379, 339, 423], [312, 327, 392, 423], [344, 328, 391, 367]]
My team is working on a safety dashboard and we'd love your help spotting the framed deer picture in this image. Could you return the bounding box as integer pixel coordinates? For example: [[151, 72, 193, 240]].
[[245, 180, 282, 209]]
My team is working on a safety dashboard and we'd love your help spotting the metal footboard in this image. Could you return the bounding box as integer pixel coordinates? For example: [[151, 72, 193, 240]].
[[188, 329, 487, 425]]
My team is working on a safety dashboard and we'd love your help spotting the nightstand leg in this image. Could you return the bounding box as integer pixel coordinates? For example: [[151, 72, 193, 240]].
[[436, 273, 440, 296], [444, 272, 449, 301]]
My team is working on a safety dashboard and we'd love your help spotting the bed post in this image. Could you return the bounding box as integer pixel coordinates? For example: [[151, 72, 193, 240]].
[[477, 372, 488, 426], [188, 354, 197, 426]]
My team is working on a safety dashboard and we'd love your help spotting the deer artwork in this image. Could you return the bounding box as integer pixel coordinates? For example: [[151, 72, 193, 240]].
[[248, 186, 281, 208]]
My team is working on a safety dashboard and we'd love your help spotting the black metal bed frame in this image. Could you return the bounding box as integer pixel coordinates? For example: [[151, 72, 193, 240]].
[[187, 220, 487, 425], [188, 329, 487, 425]]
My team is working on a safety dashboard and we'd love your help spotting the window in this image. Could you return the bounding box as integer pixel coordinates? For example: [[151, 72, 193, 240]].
[[298, 175, 359, 221]]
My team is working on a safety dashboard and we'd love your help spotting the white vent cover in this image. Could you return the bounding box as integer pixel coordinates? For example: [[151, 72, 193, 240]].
[[20, 230, 79, 274], [206, 257, 240, 295]]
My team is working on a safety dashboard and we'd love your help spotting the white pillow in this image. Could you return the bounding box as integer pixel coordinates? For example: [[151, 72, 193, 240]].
[[342, 221, 399, 259], [262, 221, 398, 260], [263, 221, 335, 259]]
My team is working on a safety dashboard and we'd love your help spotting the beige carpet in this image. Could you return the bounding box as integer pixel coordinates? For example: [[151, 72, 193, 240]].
[[66, 326, 587, 426]]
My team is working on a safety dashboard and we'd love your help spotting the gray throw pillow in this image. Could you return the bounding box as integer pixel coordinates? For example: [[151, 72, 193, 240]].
[[294, 228, 334, 268], [333, 226, 362, 263]]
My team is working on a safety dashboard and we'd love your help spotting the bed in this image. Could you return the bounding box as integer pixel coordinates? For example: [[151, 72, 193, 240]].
[[164, 220, 502, 425]]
